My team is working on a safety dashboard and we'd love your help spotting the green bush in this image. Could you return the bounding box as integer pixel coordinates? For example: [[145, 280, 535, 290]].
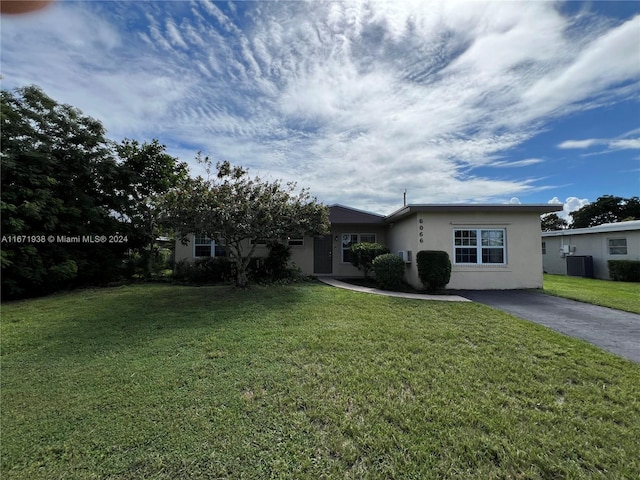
[[48, 259, 79, 283], [416, 250, 452, 291], [349, 242, 390, 279], [264, 242, 292, 280], [608, 260, 640, 282], [372, 253, 406, 290], [153, 247, 174, 273], [248, 242, 293, 283], [123, 247, 174, 279], [173, 257, 233, 283]]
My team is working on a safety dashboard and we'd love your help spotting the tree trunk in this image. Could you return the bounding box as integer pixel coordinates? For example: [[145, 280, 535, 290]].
[[235, 263, 249, 288], [229, 240, 255, 288]]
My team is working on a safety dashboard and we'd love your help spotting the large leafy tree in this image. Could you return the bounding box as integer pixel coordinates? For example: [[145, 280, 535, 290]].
[[162, 157, 330, 287], [115, 139, 189, 277], [1, 86, 124, 298], [540, 213, 568, 231], [570, 195, 640, 228]]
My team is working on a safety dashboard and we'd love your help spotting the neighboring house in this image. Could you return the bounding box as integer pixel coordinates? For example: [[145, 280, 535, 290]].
[[175, 203, 562, 290], [542, 220, 640, 280]]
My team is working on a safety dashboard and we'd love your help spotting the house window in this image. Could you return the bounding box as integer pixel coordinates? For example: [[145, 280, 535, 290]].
[[287, 235, 304, 246], [542, 241, 546, 255], [194, 235, 226, 257], [342, 233, 376, 263], [453, 229, 506, 265], [251, 238, 268, 246], [608, 238, 627, 255]]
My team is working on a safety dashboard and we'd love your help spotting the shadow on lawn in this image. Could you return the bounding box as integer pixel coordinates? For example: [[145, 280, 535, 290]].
[[4, 283, 313, 359]]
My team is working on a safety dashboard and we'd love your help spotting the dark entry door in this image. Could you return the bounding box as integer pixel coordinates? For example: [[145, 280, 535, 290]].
[[314, 235, 333, 274]]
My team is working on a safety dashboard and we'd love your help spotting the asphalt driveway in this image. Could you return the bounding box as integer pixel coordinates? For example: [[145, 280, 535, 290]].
[[458, 290, 640, 363]]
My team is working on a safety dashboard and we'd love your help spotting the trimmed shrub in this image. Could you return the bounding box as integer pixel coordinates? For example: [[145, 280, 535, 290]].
[[416, 250, 452, 291], [608, 260, 640, 282], [350, 242, 390, 279], [173, 257, 233, 283], [373, 253, 406, 290]]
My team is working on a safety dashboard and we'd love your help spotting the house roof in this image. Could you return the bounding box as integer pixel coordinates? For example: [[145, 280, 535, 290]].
[[329, 204, 386, 224], [541, 220, 640, 237], [385, 204, 563, 222]]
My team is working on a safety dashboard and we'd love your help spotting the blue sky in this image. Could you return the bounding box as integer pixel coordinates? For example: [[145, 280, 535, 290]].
[[1, 1, 639, 218]]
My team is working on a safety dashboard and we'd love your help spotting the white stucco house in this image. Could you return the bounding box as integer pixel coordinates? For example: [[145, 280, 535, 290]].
[[542, 220, 640, 280], [175, 203, 562, 290]]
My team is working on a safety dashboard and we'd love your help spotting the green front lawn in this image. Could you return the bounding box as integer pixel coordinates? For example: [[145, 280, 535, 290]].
[[544, 274, 640, 314], [2, 283, 639, 479]]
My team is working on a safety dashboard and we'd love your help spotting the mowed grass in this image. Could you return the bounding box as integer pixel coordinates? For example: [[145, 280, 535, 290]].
[[544, 274, 640, 314], [2, 283, 639, 479]]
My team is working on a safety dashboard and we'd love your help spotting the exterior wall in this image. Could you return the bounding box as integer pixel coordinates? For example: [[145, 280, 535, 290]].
[[542, 229, 640, 279], [174, 226, 387, 277], [326, 225, 388, 277], [174, 236, 194, 263], [387, 214, 422, 287], [388, 212, 545, 290], [174, 236, 263, 263], [173, 209, 557, 289], [289, 236, 314, 274], [541, 236, 567, 275]]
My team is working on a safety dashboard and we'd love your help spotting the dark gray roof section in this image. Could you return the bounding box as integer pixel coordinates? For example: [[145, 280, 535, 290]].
[[385, 204, 563, 222], [329, 204, 386, 224]]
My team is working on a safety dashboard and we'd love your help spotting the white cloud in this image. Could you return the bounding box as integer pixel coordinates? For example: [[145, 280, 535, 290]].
[[489, 158, 545, 168], [522, 15, 640, 121], [1, 1, 638, 212], [608, 138, 640, 150], [548, 196, 590, 222], [558, 136, 640, 153], [558, 139, 603, 149], [166, 20, 188, 49]]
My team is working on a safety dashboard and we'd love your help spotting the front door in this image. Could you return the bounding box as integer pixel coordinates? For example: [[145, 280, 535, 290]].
[[314, 235, 333, 274]]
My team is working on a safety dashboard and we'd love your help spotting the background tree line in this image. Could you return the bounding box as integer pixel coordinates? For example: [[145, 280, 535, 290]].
[[1, 86, 188, 299], [541, 196, 640, 232], [1, 85, 328, 299]]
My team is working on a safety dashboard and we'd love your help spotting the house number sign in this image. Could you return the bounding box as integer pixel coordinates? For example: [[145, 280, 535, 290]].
[[419, 218, 424, 243]]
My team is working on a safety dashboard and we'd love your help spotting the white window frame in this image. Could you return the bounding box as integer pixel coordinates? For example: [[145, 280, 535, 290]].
[[453, 228, 506, 265], [193, 235, 226, 258], [341, 233, 377, 263], [608, 238, 627, 255]]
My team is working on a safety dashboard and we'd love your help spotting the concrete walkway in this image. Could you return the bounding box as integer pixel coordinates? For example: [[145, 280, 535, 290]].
[[318, 277, 471, 302], [458, 290, 640, 363]]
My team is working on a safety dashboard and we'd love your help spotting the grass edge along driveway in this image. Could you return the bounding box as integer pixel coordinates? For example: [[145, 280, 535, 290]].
[[2, 283, 639, 479], [543, 273, 639, 314]]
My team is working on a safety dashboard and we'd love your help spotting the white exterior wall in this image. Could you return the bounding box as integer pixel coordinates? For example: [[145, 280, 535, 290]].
[[387, 214, 422, 287], [288, 237, 314, 274], [175, 236, 258, 263], [175, 227, 387, 277], [542, 228, 640, 279], [322, 225, 388, 277], [389, 212, 545, 290], [541, 236, 567, 275]]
